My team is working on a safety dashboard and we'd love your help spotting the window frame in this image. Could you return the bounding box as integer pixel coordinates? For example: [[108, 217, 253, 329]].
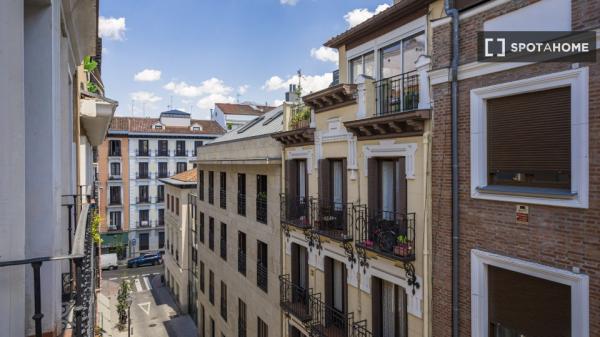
[[470, 67, 589, 208]]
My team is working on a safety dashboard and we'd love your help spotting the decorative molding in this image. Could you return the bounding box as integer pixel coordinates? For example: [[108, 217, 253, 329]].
[[363, 141, 418, 179], [286, 148, 314, 174], [471, 249, 589, 337], [430, 0, 512, 28], [470, 67, 589, 208]]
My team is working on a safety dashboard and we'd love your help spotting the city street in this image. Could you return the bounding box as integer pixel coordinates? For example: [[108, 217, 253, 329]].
[[97, 264, 196, 337]]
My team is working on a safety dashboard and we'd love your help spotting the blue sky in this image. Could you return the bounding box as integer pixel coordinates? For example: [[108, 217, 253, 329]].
[[99, 0, 392, 119]]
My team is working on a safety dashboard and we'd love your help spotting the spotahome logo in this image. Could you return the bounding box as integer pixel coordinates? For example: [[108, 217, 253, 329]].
[[478, 31, 596, 62]]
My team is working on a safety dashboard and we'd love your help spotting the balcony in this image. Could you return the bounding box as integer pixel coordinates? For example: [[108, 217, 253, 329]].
[[352, 320, 373, 337], [108, 224, 122, 232], [306, 293, 354, 337], [311, 199, 353, 242], [279, 274, 311, 322], [256, 194, 267, 224], [136, 172, 152, 180], [237, 193, 246, 216], [354, 206, 416, 261], [108, 198, 121, 206], [108, 150, 121, 157], [108, 174, 122, 181], [156, 149, 171, 157], [280, 194, 311, 229], [157, 170, 172, 179], [375, 71, 419, 116], [174, 149, 189, 157], [156, 219, 165, 227], [136, 196, 154, 205], [135, 220, 151, 228], [135, 149, 152, 157]]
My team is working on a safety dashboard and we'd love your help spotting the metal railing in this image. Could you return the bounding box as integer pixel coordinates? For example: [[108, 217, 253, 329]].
[[257, 261, 268, 292], [279, 275, 311, 322], [237, 193, 246, 216], [108, 174, 122, 180], [108, 150, 121, 157], [136, 172, 152, 179], [156, 149, 170, 157], [157, 171, 171, 179], [108, 198, 121, 206], [256, 195, 268, 224], [312, 199, 353, 242], [280, 194, 311, 229], [135, 220, 151, 228], [135, 149, 152, 157], [220, 189, 227, 209], [307, 293, 354, 337], [0, 204, 99, 337], [375, 71, 419, 116], [352, 320, 373, 337], [238, 250, 246, 275], [175, 149, 188, 157], [108, 225, 122, 232], [354, 206, 416, 261], [136, 196, 154, 204]]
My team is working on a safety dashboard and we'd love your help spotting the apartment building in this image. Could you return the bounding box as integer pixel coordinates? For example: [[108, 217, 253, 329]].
[[429, 1, 599, 337], [0, 1, 116, 336], [97, 110, 224, 259], [272, 1, 442, 336], [212, 102, 275, 130], [193, 106, 284, 337], [161, 169, 197, 312]]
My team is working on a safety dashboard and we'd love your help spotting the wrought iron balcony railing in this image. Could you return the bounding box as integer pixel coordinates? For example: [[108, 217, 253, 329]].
[[108, 198, 121, 206], [237, 193, 246, 216], [156, 150, 171, 157], [279, 274, 311, 322], [157, 170, 171, 179], [136, 172, 152, 179], [135, 149, 152, 157], [280, 194, 311, 229], [307, 292, 354, 337], [108, 150, 121, 157], [136, 196, 155, 204], [0, 204, 99, 337], [354, 206, 416, 261], [175, 149, 188, 157], [108, 224, 122, 232], [311, 199, 353, 242], [352, 320, 373, 337], [135, 220, 151, 228], [375, 71, 419, 116], [108, 174, 122, 180], [256, 195, 268, 224]]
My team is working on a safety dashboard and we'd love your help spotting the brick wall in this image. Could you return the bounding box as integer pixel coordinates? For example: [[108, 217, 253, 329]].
[[431, 1, 600, 336]]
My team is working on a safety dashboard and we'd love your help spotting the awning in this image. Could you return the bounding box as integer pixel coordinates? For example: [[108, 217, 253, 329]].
[[101, 232, 129, 248]]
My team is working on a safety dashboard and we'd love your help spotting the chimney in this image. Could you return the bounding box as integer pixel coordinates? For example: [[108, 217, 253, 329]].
[[285, 84, 299, 103]]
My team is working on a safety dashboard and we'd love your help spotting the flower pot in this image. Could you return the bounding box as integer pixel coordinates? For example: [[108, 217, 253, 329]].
[[394, 244, 410, 256], [363, 240, 374, 248]]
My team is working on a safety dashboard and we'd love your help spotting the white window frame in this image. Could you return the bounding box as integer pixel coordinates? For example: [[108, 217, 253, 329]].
[[471, 249, 589, 337], [470, 67, 589, 208]]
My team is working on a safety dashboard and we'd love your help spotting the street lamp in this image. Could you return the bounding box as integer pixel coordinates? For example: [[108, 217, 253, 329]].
[[126, 294, 133, 337]]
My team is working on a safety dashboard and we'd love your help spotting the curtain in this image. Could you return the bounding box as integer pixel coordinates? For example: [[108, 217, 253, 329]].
[[332, 161, 343, 211], [333, 260, 343, 311], [381, 161, 395, 219], [299, 246, 307, 289], [382, 280, 395, 337], [298, 161, 306, 199]]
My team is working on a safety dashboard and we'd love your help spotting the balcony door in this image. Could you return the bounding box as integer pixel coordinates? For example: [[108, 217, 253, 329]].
[[372, 277, 407, 337], [324, 257, 347, 327], [319, 159, 347, 232], [291, 243, 308, 305]]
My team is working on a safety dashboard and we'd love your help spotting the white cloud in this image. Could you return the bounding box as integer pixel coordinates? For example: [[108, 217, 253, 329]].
[[310, 46, 339, 64], [262, 72, 333, 95], [164, 78, 233, 97], [272, 99, 285, 107], [196, 94, 236, 110], [238, 85, 250, 95], [130, 91, 162, 103], [99, 16, 126, 41], [134, 69, 162, 82], [280, 0, 299, 5], [344, 4, 390, 28]]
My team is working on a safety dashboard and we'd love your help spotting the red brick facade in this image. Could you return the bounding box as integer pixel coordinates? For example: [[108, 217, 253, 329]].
[[430, 1, 600, 336]]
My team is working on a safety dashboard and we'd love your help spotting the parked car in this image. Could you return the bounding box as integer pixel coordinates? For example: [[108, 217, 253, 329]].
[[127, 252, 163, 268], [100, 253, 119, 270]]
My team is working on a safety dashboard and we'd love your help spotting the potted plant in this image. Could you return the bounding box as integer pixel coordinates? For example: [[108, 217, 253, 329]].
[[362, 240, 374, 248], [394, 235, 410, 257]]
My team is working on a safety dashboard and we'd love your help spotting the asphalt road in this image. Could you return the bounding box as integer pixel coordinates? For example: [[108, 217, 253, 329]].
[[101, 264, 164, 281]]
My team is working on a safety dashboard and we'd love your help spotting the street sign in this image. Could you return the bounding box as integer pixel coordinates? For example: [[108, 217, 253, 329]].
[[132, 238, 136, 245]]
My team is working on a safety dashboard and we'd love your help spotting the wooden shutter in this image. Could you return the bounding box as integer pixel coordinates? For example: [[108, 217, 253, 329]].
[[291, 244, 299, 285], [285, 160, 298, 197], [372, 278, 382, 337], [368, 158, 379, 210], [319, 159, 331, 203], [324, 258, 333, 309], [342, 159, 348, 204], [487, 87, 571, 189], [396, 157, 407, 215]]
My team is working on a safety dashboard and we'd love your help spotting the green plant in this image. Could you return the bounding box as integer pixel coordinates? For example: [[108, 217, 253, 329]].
[[116, 280, 131, 327], [290, 105, 311, 127], [91, 210, 102, 245], [87, 81, 99, 93], [83, 55, 99, 93], [227, 122, 233, 130], [257, 191, 267, 200], [396, 234, 408, 245]]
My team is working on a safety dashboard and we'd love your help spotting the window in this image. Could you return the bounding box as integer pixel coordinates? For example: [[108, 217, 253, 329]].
[[379, 33, 425, 79], [209, 270, 215, 304], [157, 185, 165, 202], [210, 317, 215, 337], [138, 139, 149, 156], [237, 173, 246, 216], [470, 68, 589, 208], [158, 209, 165, 226], [238, 299, 247, 337], [176, 198, 180, 216], [110, 162, 121, 178], [139, 210, 149, 227], [158, 162, 168, 178], [368, 158, 407, 216], [139, 233, 149, 251], [290, 243, 308, 293], [199, 170, 205, 201], [257, 240, 268, 292], [238, 231, 246, 275], [109, 140, 121, 156], [200, 305, 206, 337], [171, 195, 174, 212], [109, 186, 121, 205], [158, 140, 169, 156], [209, 217, 215, 251], [257, 317, 268, 337], [220, 281, 227, 321], [177, 162, 187, 174], [159, 231, 165, 249], [331, 160, 343, 208], [220, 172, 227, 209], [256, 175, 267, 224], [349, 52, 374, 83], [167, 193, 170, 210], [324, 257, 347, 315], [138, 162, 149, 179], [208, 171, 214, 204], [109, 211, 121, 230], [194, 140, 203, 156], [199, 212, 205, 243], [138, 185, 149, 203], [371, 277, 407, 337], [200, 261, 205, 293], [176, 140, 186, 156], [220, 222, 227, 260]]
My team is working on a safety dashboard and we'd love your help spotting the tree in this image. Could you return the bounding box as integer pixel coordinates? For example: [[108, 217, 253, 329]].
[[116, 280, 131, 328]]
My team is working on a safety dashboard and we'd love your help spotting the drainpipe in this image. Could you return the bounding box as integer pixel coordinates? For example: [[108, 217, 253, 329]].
[[444, 1, 460, 337]]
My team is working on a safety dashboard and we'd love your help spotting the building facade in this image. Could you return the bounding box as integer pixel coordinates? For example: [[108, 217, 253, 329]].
[[430, 0, 599, 337], [272, 1, 443, 336], [212, 102, 275, 130], [193, 106, 284, 337], [0, 0, 116, 336], [161, 169, 197, 313], [97, 110, 224, 259]]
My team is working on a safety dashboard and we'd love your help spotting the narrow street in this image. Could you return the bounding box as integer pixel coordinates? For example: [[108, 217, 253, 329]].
[[97, 265, 196, 337]]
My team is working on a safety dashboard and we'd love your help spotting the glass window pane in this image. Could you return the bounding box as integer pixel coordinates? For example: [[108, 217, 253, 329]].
[[381, 42, 402, 79], [350, 57, 363, 84], [363, 52, 375, 79], [402, 33, 425, 73]]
